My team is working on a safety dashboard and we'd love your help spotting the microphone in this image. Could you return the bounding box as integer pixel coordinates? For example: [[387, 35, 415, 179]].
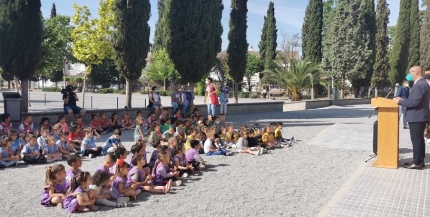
[[385, 88, 393, 98]]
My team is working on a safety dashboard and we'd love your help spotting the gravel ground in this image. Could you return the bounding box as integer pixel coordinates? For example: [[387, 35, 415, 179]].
[[0, 105, 372, 217]]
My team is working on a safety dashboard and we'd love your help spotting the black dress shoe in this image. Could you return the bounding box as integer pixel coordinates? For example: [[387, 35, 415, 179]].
[[404, 163, 424, 169]]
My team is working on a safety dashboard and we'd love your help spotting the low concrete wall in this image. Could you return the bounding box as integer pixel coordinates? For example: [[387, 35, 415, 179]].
[[19, 101, 284, 126], [283, 98, 371, 112]]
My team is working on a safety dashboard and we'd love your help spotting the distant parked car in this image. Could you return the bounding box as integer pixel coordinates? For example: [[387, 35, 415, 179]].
[[268, 84, 285, 96]]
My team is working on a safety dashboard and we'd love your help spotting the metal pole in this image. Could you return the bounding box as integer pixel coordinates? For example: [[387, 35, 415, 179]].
[[117, 97, 118, 109], [44, 94, 46, 106], [145, 98, 146, 107], [91, 96, 93, 108]]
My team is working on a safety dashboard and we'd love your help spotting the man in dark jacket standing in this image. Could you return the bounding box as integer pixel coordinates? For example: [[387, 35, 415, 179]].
[[393, 66, 429, 169]]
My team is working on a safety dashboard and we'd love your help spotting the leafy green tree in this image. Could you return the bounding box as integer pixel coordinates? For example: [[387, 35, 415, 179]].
[[245, 53, 262, 92], [71, 0, 115, 108], [50, 3, 56, 18], [112, 0, 151, 108], [89, 58, 120, 88], [421, 0, 430, 66], [302, 0, 323, 62], [147, 48, 180, 89], [38, 15, 74, 86], [0, 0, 43, 112], [371, 0, 390, 97], [408, 0, 420, 66], [227, 0, 248, 103], [162, 0, 223, 86], [322, 0, 372, 98], [389, 0, 411, 85], [322, 0, 336, 57], [152, 0, 165, 51], [258, 2, 277, 73]]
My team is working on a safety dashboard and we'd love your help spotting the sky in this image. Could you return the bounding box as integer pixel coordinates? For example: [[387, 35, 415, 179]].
[[40, 0, 401, 51]]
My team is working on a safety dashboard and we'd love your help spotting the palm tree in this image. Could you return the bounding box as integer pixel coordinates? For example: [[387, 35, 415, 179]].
[[262, 59, 319, 101]]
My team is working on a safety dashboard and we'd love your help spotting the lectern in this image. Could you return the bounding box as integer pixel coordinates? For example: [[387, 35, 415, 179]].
[[371, 97, 399, 169]]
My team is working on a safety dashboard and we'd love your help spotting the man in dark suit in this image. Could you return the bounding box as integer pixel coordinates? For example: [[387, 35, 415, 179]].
[[393, 66, 429, 169]]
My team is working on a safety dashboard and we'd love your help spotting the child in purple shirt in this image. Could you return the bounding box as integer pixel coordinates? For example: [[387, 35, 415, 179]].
[[185, 140, 206, 170]]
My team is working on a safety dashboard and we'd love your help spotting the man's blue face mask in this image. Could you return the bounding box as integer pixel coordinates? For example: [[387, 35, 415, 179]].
[[406, 74, 413, 82]]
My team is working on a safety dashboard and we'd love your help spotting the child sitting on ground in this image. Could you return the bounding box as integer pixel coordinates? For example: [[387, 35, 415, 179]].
[[57, 115, 68, 133], [173, 108, 182, 120], [204, 132, 233, 156], [40, 164, 67, 208], [96, 153, 117, 176], [158, 108, 169, 124], [149, 124, 163, 146], [134, 117, 145, 142], [162, 126, 175, 143], [39, 117, 52, 133], [90, 114, 104, 134], [98, 113, 111, 133], [19, 115, 34, 136], [127, 155, 171, 194], [81, 127, 102, 158], [0, 137, 19, 168], [108, 112, 122, 131], [68, 124, 83, 150], [0, 113, 12, 136], [102, 129, 123, 155], [9, 130, 21, 160], [128, 141, 150, 176], [236, 130, 262, 156], [21, 134, 47, 164], [63, 171, 99, 213], [89, 170, 127, 208], [43, 136, 63, 163], [173, 143, 194, 178], [148, 141, 161, 169], [121, 112, 134, 130], [160, 118, 173, 134], [262, 125, 282, 149], [186, 140, 206, 170], [175, 120, 187, 142], [111, 159, 140, 201], [151, 151, 181, 186], [74, 115, 85, 130], [65, 155, 83, 190], [145, 111, 156, 134], [185, 128, 198, 150], [274, 123, 293, 146], [57, 132, 77, 159]]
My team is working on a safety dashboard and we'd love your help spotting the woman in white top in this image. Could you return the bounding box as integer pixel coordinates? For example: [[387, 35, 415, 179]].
[[148, 86, 163, 117]]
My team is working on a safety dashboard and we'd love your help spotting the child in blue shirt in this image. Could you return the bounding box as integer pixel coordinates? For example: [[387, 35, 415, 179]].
[[81, 127, 102, 158], [102, 129, 123, 155]]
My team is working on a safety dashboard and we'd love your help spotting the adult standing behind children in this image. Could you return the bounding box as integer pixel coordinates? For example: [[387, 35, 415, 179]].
[[204, 77, 219, 117], [219, 81, 230, 115], [393, 66, 430, 169], [395, 80, 410, 129], [62, 85, 86, 123]]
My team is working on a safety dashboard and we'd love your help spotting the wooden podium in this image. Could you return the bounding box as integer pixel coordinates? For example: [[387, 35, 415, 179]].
[[371, 97, 399, 169]]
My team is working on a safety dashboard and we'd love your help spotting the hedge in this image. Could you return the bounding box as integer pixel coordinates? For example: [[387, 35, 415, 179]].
[[42, 87, 61, 92]]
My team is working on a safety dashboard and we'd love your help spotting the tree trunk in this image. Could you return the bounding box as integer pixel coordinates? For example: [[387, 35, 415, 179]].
[[340, 74, 345, 99], [7, 81, 10, 89], [21, 78, 29, 112], [374, 87, 378, 97], [163, 78, 167, 91], [247, 76, 252, 92], [234, 81, 238, 103], [327, 83, 331, 98], [125, 78, 132, 108], [311, 85, 314, 100], [28, 80, 31, 107], [82, 72, 87, 108]]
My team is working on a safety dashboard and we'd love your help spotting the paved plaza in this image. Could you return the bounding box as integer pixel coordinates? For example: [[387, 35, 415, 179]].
[[0, 103, 428, 216]]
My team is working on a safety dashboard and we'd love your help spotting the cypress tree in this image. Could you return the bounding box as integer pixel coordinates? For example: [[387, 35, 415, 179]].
[[163, 0, 223, 84], [408, 0, 420, 66], [50, 3, 56, 18], [0, 0, 43, 112], [258, 2, 277, 72], [152, 0, 165, 51], [351, 0, 376, 97], [227, 0, 248, 103], [322, 0, 372, 98], [389, 0, 411, 85], [301, 0, 323, 63], [371, 0, 390, 96], [112, 0, 151, 107], [421, 0, 430, 66]]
